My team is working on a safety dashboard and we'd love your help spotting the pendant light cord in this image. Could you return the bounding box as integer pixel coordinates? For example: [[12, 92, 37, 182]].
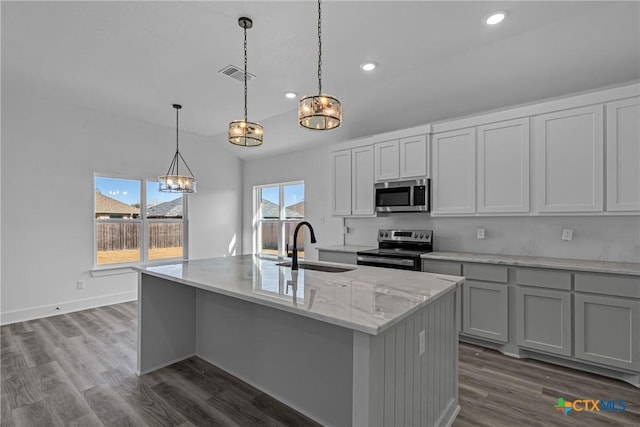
[[175, 106, 179, 176], [244, 23, 248, 125], [317, 0, 322, 95]]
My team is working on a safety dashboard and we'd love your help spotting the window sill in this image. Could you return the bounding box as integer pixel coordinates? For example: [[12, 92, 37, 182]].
[[91, 257, 187, 277], [90, 266, 137, 277]]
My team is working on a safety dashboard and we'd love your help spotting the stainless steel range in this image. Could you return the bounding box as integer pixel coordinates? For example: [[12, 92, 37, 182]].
[[356, 229, 433, 271]]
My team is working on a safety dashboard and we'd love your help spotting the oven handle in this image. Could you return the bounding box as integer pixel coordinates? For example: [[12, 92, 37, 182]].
[[356, 255, 415, 267]]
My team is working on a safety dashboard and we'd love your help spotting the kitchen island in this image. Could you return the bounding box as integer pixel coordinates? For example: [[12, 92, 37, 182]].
[[136, 255, 462, 427]]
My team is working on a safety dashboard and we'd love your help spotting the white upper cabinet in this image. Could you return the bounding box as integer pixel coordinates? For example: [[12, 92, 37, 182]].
[[432, 128, 476, 215], [606, 97, 640, 212], [330, 146, 375, 217], [330, 150, 352, 216], [399, 135, 429, 178], [533, 105, 604, 213], [374, 135, 428, 181], [374, 140, 399, 181], [477, 118, 530, 213], [351, 146, 375, 216]]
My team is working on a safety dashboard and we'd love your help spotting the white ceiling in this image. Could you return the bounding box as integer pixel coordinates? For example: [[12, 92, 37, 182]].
[[2, 1, 639, 160]]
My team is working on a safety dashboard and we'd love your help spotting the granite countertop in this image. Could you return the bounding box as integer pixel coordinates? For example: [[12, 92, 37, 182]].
[[136, 255, 461, 335], [315, 244, 376, 253], [422, 252, 640, 276]]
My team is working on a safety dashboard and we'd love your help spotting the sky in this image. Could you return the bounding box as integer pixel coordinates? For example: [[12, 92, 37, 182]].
[[95, 176, 182, 207], [261, 183, 304, 207]]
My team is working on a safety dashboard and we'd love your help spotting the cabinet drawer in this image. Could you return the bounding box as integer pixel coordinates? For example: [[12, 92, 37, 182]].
[[422, 260, 462, 276], [517, 268, 571, 290], [463, 263, 508, 283], [575, 273, 640, 299]]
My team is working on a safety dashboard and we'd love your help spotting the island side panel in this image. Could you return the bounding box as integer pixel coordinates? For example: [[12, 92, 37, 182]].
[[354, 289, 459, 427], [137, 273, 196, 375], [194, 288, 354, 427]]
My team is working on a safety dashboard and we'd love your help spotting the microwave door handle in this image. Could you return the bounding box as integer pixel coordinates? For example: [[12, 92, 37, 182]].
[[409, 185, 414, 207]]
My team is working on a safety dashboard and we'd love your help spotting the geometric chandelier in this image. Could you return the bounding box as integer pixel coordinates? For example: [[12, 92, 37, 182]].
[[158, 104, 197, 193], [229, 17, 264, 147], [299, 0, 342, 130]]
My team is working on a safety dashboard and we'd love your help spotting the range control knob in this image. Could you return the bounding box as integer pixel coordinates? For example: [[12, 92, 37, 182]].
[[384, 232, 389, 238], [413, 233, 418, 238], [419, 233, 424, 238], [379, 232, 384, 238]]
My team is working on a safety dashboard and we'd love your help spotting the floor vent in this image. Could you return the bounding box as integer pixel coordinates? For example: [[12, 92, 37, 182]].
[[219, 65, 256, 82]]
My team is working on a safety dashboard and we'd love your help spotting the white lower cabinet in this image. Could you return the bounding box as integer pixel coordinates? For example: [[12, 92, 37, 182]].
[[575, 293, 640, 371], [462, 280, 508, 342], [516, 287, 572, 356]]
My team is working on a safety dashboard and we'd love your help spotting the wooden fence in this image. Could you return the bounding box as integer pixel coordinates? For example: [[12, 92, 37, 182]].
[[97, 222, 182, 251]]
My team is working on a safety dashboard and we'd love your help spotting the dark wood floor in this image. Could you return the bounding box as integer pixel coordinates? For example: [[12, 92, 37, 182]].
[[1, 302, 638, 426]]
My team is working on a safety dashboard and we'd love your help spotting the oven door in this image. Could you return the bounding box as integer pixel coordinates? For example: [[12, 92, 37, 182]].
[[356, 254, 420, 271]]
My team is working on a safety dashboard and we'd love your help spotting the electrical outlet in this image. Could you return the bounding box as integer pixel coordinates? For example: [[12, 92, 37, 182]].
[[76, 280, 85, 290], [419, 330, 425, 355], [476, 228, 486, 239], [343, 226, 350, 235], [562, 229, 573, 241]]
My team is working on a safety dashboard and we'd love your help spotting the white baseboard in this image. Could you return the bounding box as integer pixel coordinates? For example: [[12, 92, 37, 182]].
[[0, 291, 138, 325]]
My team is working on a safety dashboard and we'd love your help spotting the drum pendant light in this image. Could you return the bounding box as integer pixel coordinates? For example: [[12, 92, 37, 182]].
[[298, 0, 342, 130], [159, 104, 197, 193], [229, 17, 263, 147]]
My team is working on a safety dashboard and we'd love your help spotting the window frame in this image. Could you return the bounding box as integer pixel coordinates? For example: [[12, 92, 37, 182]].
[[253, 180, 305, 259], [93, 173, 189, 270]]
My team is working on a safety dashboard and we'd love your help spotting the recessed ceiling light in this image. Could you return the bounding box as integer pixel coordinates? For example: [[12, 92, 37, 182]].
[[360, 62, 377, 72], [285, 92, 297, 99], [485, 11, 507, 25]]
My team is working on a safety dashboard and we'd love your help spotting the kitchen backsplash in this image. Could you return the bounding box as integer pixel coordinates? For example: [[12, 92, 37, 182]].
[[344, 214, 640, 263]]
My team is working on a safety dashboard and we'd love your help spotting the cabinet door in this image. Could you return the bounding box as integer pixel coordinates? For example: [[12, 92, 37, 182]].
[[606, 97, 640, 212], [477, 119, 530, 213], [374, 140, 399, 181], [516, 287, 571, 356], [575, 293, 640, 371], [351, 146, 375, 216], [534, 105, 604, 212], [330, 150, 352, 216], [432, 128, 476, 215], [462, 280, 508, 342], [399, 135, 428, 179]]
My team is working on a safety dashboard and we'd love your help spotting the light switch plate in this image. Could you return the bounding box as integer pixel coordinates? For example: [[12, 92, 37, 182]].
[[562, 229, 573, 241], [476, 228, 486, 239]]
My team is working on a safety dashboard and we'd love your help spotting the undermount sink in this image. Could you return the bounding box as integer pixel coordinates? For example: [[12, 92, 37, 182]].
[[277, 261, 355, 273]]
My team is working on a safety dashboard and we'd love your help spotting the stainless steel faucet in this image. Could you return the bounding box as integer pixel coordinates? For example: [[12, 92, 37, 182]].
[[291, 221, 317, 270]]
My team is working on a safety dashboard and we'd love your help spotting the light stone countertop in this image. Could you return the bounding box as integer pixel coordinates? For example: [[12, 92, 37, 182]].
[[136, 255, 461, 335], [315, 244, 376, 253], [422, 252, 640, 276]]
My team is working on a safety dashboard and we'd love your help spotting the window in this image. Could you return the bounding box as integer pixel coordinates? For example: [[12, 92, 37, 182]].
[[94, 176, 186, 266], [255, 181, 305, 258]]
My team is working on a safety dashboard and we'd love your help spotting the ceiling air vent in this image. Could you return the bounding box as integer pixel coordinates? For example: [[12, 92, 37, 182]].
[[219, 65, 256, 82]]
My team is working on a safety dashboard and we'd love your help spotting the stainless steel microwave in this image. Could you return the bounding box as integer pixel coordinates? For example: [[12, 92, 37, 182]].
[[375, 179, 430, 213]]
